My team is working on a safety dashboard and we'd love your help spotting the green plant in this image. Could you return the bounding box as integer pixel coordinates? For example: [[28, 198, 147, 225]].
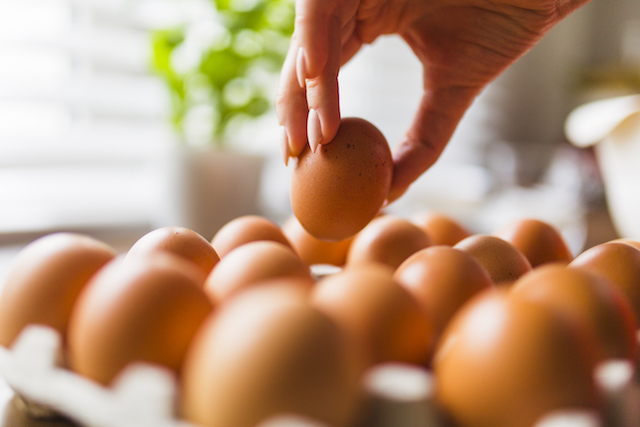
[[152, 0, 294, 147]]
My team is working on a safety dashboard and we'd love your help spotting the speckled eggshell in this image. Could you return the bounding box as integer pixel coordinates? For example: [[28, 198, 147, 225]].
[[346, 215, 432, 270], [411, 211, 471, 246], [204, 241, 313, 303], [493, 218, 573, 267], [282, 215, 353, 267], [511, 263, 637, 362], [0, 233, 116, 348], [125, 226, 219, 277], [291, 117, 393, 242], [211, 215, 293, 258], [454, 234, 532, 286], [67, 253, 213, 385], [569, 241, 640, 323], [434, 288, 601, 427], [393, 246, 493, 342], [180, 283, 360, 427]]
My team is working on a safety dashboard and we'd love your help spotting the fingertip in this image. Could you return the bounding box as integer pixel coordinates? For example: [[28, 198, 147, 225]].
[[308, 108, 322, 152], [296, 47, 307, 89], [318, 105, 340, 147], [279, 126, 291, 166]]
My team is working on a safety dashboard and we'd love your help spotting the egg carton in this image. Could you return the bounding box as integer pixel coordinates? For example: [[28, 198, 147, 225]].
[[0, 325, 639, 427]]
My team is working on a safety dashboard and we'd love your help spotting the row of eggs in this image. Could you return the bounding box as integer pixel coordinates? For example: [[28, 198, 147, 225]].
[[1, 212, 640, 427]]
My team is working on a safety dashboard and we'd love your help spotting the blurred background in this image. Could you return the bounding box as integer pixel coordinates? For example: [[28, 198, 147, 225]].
[[0, 0, 639, 261]]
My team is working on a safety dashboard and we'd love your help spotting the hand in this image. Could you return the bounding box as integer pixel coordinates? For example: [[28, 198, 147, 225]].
[[275, 0, 591, 202]]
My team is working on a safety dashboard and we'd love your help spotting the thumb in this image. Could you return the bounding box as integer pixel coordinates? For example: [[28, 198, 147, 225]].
[[387, 84, 480, 203]]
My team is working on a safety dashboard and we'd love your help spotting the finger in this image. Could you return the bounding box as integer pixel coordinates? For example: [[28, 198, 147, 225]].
[[387, 85, 479, 203], [275, 38, 309, 160], [294, 0, 338, 81], [341, 32, 363, 66], [340, 14, 357, 46], [304, 15, 343, 151]]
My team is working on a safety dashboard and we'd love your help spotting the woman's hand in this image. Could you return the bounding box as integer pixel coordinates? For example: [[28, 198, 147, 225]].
[[275, 0, 591, 202]]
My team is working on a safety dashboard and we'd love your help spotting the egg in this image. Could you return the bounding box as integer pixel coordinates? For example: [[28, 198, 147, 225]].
[[204, 241, 313, 303], [612, 238, 640, 251], [180, 282, 360, 427], [569, 241, 640, 323], [282, 214, 353, 267], [346, 215, 432, 270], [0, 233, 116, 348], [493, 218, 573, 267], [67, 253, 213, 385], [125, 226, 219, 277], [410, 211, 471, 246], [393, 246, 493, 341], [211, 215, 292, 258], [312, 263, 433, 369], [511, 263, 637, 362], [434, 289, 601, 427], [291, 117, 393, 242], [454, 234, 532, 285]]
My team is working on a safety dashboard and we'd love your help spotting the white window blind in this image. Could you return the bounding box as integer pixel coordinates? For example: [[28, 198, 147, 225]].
[[0, 0, 183, 234]]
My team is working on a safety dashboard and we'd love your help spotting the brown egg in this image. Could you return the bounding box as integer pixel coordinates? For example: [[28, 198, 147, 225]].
[[454, 234, 532, 285], [393, 246, 493, 341], [282, 214, 353, 267], [125, 226, 219, 277], [211, 215, 292, 258], [204, 241, 313, 303], [493, 218, 573, 267], [0, 233, 116, 348], [569, 242, 640, 323], [312, 263, 433, 369], [511, 264, 637, 362], [346, 215, 431, 270], [434, 289, 601, 427], [67, 253, 213, 385], [181, 282, 360, 427], [291, 117, 393, 242], [411, 211, 471, 246]]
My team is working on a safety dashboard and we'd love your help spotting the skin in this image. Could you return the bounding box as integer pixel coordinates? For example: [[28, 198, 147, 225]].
[[276, 0, 593, 202]]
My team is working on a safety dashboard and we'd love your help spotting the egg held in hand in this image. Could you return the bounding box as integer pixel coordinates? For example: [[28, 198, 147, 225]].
[[291, 117, 393, 242]]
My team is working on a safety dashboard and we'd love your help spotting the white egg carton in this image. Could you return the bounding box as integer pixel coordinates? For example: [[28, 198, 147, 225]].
[[0, 325, 639, 427]]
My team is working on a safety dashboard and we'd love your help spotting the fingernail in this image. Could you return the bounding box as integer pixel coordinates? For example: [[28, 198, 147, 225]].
[[280, 126, 290, 166], [296, 47, 307, 88], [307, 109, 322, 153]]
